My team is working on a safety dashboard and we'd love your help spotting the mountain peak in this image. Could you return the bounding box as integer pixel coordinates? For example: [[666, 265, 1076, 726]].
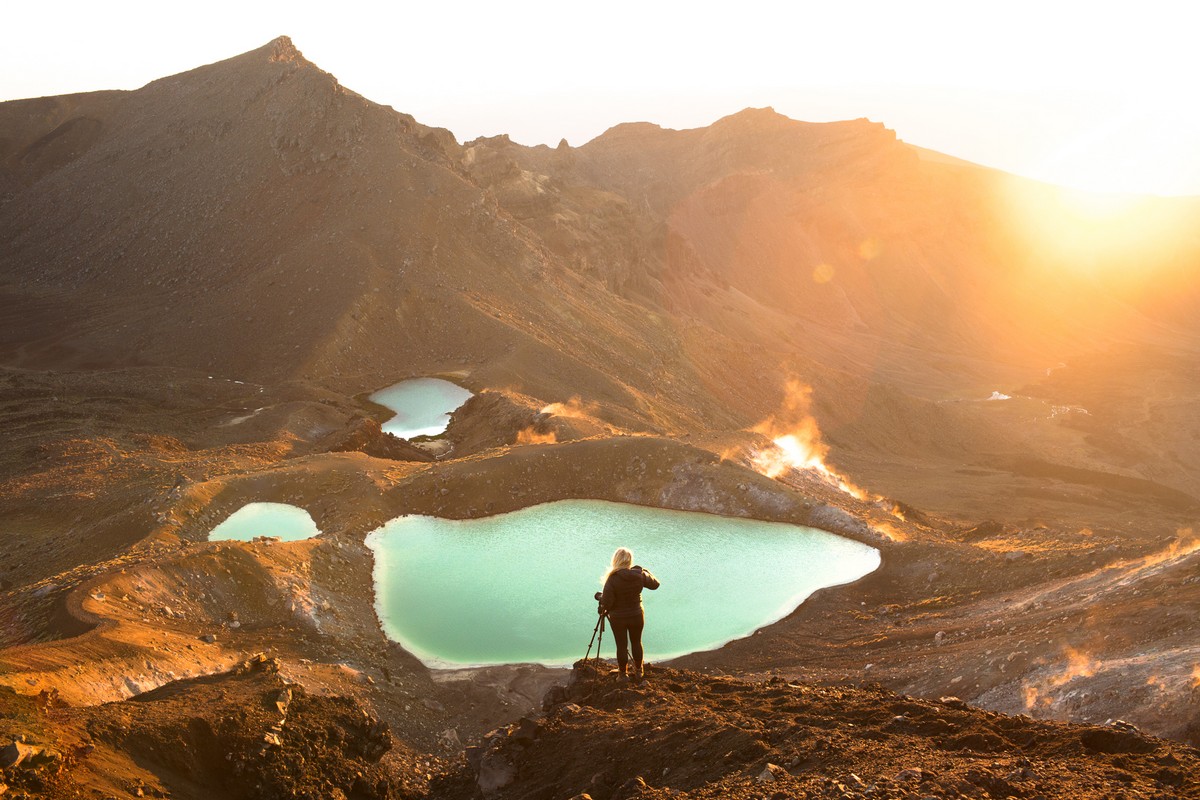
[[710, 106, 795, 131], [727, 105, 782, 119], [265, 35, 305, 64]]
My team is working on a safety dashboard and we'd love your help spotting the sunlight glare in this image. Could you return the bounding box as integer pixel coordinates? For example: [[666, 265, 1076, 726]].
[[997, 174, 1195, 277]]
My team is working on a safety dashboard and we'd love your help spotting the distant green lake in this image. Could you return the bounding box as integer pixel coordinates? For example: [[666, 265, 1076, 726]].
[[369, 378, 472, 439], [208, 502, 320, 542], [366, 499, 879, 668]]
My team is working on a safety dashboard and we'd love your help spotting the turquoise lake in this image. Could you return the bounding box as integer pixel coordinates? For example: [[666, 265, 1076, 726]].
[[369, 378, 472, 439], [365, 499, 879, 668], [208, 502, 320, 542]]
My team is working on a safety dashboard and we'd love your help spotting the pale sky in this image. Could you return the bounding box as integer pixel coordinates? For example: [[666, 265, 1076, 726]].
[[3, 1, 1198, 195]]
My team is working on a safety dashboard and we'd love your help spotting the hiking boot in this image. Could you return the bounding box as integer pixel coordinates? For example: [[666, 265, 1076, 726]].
[[632, 664, 646, 684], [615, 672, 630, 685]]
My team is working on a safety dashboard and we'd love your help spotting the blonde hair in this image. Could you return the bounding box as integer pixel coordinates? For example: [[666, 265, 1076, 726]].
[[604, 547, 633, 582]]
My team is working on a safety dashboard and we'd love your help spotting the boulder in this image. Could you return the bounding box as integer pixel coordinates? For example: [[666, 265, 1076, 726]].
[[756, 763, 788, 782], [0, 741, 36, 769], [511, 716, 539, 744]]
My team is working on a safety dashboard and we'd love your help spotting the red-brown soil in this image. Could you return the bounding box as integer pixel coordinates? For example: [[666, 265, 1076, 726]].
[[463, 660, 1199, 799]]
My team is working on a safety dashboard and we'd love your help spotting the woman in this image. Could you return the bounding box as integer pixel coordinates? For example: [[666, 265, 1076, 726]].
[[600, 547, 660, 684]]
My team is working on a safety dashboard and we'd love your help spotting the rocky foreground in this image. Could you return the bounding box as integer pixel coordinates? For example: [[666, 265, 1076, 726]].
[[3, 657, 1195, 799], [465, 662, 1198, 800], [0, 653, 445, 800]]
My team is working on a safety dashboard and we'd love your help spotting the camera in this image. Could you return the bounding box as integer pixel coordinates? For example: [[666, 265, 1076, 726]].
[[593, 591, 606, 615]]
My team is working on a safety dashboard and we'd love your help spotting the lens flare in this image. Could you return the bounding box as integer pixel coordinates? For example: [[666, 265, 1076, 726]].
[[857, 238, 881, 261]]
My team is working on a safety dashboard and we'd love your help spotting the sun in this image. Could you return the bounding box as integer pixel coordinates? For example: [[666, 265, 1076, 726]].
[[996, 174, 1194, 279]]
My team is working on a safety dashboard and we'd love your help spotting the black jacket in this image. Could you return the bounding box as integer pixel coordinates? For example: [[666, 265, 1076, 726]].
[[601, 566, 660, 620]]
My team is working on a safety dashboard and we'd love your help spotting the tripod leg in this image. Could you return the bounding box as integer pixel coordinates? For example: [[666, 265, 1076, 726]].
[[596, 614, 605, 662], [583, 614, 603, 661]]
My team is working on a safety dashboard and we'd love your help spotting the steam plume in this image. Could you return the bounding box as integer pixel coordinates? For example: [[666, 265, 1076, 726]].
[[749, 379, 868, 499], [541, 396, 596, 419], [515, 428, 557, 445]]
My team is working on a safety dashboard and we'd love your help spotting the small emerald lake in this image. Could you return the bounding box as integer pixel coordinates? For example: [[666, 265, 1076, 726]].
[[369, 378, 472, 439], [208, 502, 320, 542], [365, 500, 879, 668]]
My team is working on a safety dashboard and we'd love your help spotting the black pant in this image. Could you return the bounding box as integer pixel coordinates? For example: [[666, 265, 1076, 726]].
[[609, 610, 645, 672]]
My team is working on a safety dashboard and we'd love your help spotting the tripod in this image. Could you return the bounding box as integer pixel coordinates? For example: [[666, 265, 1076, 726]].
[[583, 593, 607, 662]]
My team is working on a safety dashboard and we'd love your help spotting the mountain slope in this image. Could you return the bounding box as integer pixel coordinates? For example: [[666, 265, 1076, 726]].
[[3, 37, 1200, 523], [0, 38, 721, 431]]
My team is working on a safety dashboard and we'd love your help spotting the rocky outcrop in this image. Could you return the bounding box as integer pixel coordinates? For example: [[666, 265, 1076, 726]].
[[0, 657, 415, 800], [443, 391, 544, 455], [463, 660, 1199, 800], [318, 416, 435, 461]]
